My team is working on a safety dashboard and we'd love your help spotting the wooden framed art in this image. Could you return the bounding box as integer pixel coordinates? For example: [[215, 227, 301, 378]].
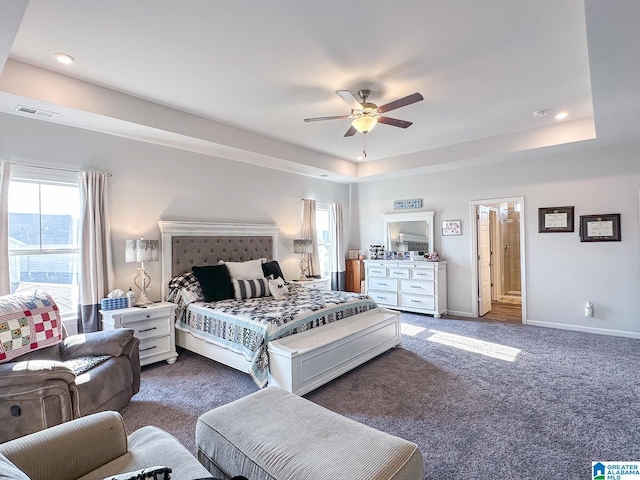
[[347, 249, 359, 259], [441, 219, 462, 236], [538, 206, 574, 233], [579, 213, 621, 242]]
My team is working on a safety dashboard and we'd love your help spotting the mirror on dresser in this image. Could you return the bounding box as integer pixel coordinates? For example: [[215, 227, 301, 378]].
[[368, 211, 447, 317], [383, 211, 435, 254]]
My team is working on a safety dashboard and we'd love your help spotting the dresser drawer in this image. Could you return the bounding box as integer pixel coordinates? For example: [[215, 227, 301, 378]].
[[119, 307, 171, 325], [129, 317, 171, 340], [400, 280, 435, 295], [411, 268, 435, 280], [399, 293, 435, 310], [368, 290, 398, 305], [403, 262, 434, 269], [388, 268, 410, 279], [368, 278, 398, 291], [367, 266, 388, 277], [139, 335, 171, 360]]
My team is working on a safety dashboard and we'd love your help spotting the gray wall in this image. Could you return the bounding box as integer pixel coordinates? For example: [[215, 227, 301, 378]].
[[0, 113, 351, 303], [353, 141, 640, 338]]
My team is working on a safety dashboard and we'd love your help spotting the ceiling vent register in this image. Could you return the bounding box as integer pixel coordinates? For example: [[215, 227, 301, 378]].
[[15, 105, 58, 118]]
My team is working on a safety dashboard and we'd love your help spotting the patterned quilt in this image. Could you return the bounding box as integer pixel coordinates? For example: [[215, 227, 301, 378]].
[[175, 287, 378, 387], [0, 291, 62, 363]]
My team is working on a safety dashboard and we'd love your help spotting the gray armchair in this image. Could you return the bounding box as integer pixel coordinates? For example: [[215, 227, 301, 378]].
[[0, 328, 140, 443]]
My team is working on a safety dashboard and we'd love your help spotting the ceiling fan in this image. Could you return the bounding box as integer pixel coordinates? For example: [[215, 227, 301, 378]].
[[304, 89, 424, 137]]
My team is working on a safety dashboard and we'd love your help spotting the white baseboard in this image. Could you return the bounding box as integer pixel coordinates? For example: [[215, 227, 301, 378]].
[[526, 319, 640, 339], [446, 310, 475, 317]]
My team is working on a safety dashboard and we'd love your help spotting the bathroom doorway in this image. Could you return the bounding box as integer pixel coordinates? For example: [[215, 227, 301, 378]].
[[471, 197, 526, 323]]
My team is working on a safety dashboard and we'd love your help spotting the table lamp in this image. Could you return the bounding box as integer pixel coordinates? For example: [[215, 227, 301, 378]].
[[293, 239, 313, 281], [125, 237, 160, 305]]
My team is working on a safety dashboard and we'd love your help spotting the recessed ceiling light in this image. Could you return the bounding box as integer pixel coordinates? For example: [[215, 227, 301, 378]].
[[356, 155, 364, 161], [54, 53, 74, 64], [555, 112, 569, 120]]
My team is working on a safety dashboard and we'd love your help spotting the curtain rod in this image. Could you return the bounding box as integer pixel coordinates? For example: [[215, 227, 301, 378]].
[[10, 162, 112, 177]]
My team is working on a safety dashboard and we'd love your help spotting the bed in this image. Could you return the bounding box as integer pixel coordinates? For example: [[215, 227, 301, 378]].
[[158, 220, 401, 395]]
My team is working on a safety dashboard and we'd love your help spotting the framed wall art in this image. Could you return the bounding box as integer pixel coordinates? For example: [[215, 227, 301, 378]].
[[442, 220, 462, 236], [538, 206, 574, 233], [579, 214, 621, 242]]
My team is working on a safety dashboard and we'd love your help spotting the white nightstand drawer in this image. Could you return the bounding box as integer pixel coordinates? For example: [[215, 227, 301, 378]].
[[388, 268, 410, 279], [400, 280, 435, 295], [119, 308, 169, 325], [129, 317, 171, 340], [139, 335, 171, 360], [369, 278, 398, 291], [399, 294, 435, 310], [411, 268, 435, 280], [368, 291, 398, 305], [367, 266, 387, 277]]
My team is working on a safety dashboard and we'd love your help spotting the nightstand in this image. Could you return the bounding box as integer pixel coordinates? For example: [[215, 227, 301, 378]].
[[288, 278, 330, 290], [100, 301, 178, 366]]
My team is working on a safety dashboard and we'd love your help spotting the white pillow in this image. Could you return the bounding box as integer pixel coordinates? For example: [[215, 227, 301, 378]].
[[219, 258, 266, 280], [269, 277, 289, 300]]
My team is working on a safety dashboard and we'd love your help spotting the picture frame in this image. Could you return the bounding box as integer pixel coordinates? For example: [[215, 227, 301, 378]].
[[347, 249, 360, 260], [442, 219, 462, 236], [579, 214, 621, 242], [538, 206, 574, 233]]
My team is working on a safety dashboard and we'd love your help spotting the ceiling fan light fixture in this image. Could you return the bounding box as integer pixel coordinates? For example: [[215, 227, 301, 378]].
[[351, 116, 378, 133]]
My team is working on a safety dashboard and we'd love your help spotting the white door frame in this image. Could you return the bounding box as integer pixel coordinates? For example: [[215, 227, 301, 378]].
[[470, 196, 527, 323]]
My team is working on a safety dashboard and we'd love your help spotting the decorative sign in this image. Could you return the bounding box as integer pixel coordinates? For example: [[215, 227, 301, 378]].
[[393, 199, 422, 210]]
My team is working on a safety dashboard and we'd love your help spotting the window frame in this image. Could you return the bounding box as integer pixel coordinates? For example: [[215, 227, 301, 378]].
[[8, 165, 81, 321]]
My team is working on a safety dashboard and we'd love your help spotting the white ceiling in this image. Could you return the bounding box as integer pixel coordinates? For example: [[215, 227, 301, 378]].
[[0, 1, 638, 182]]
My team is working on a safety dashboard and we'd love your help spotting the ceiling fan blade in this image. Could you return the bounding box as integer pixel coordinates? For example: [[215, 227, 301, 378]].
[[304, 115, 350, 122], [378, 116, 413, 128], [343, 125, 357, 137], [377, 92, 424, 113], [336, 90, 362, 110]]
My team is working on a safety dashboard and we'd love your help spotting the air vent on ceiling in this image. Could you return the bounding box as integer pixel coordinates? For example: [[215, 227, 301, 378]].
[[15, 105, 58, 118]]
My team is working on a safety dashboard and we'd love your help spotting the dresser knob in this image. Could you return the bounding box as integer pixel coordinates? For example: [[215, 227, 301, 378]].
[[146, 314, 150, 319]]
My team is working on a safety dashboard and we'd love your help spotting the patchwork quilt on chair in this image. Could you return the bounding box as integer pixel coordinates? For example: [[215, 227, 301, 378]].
[[0, 291, 62, 363]]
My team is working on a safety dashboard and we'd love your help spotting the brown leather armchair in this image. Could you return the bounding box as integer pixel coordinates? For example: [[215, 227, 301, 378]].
[[0, 328, 140, 443]]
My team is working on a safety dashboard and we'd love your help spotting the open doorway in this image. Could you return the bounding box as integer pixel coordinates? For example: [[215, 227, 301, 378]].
[[471, 197, 526, 323]]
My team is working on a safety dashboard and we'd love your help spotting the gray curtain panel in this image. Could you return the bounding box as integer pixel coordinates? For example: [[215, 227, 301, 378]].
[[78, 171, 115, 333], [0, 161, 10, 296]]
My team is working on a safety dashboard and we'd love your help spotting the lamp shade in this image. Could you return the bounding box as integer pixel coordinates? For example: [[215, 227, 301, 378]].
[[293, 239, 313, 254], [126, 238, 160, 263], [351, 116, 378, 133]]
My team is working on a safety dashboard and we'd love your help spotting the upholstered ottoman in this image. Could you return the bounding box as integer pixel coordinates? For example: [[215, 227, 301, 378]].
[[196, 386, 424, 480]]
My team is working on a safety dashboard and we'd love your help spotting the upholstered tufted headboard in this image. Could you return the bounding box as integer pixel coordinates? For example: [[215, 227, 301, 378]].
[[158, 221, 280, 298], [171, 236, 273, 274]]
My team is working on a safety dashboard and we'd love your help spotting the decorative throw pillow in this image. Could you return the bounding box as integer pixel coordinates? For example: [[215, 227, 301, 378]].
[[191, 265, 234, 302], [167, 272, 199, 290], [0, 453, 30, 480], [219, 258, 266, 280], [232, 278, 271, 300], [269, 277, 289, 300], [102, 466, 172, 480], [262, 260, 285, 281], [0, 291, 63, 364]]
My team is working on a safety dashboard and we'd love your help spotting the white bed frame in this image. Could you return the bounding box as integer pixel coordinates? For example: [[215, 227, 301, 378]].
[[158, 220, 401, 395]]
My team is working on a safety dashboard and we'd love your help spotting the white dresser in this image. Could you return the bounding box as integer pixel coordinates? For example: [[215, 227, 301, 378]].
[[364, 260, 447, 318]]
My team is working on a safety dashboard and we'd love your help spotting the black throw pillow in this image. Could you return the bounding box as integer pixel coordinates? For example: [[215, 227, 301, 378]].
[[191, 265, 234, 302], [262, 260, 285, 281]]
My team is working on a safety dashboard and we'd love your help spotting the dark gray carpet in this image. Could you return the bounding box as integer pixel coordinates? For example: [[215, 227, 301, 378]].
[[120, 314, 640, 479]]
